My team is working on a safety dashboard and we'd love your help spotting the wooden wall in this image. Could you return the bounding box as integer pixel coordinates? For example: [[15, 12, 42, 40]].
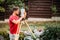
[[28, 0, 52, 18]]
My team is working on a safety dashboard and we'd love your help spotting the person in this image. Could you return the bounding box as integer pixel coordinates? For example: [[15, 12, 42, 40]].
[[9, 7, 26, 40]]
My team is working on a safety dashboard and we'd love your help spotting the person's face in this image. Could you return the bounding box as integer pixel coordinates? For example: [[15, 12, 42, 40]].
[[15, 9, 19, 15]]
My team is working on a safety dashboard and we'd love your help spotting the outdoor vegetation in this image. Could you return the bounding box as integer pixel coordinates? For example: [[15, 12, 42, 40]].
[[0, 21, 60, 40], [0, 0, 28, 12]]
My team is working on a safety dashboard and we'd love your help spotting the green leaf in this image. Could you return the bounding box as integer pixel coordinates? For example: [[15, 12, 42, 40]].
[[0, 6, 5, 12]]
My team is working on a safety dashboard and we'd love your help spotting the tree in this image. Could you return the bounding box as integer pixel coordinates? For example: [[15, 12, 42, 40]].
[[0, 0, 5, 12], [0, 0, 28, 19]]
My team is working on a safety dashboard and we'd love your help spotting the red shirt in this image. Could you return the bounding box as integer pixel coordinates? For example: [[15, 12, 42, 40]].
[[9, 15, 20, 34]]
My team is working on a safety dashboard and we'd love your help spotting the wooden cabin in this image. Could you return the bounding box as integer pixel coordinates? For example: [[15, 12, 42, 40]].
[[28, 0, 60, 18]]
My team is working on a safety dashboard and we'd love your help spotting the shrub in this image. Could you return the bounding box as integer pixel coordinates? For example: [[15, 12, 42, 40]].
[[19, 32, 25, 40], [41, 25, 60, 40], [0, 31, 9, 40], [0, 31, 25, 40]]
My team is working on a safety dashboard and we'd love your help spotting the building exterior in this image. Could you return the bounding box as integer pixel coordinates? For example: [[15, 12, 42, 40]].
[[28, 0, 60, 18], [28, 0, 52, 18]]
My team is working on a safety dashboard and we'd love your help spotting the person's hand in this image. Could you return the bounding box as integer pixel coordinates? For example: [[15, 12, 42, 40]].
[[22, 16, 25, 18]]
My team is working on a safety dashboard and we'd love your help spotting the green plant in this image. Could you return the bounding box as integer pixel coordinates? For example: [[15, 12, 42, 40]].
[[0, 30, 26, 40], [0, 0, 5, 4], [0, 31, 9, 40], [51, 5, 57, 14], [19, 32, 25, 40], [0, 6, 5, 12], [41, 25, 60, 40], [7, 0, 28, 10]]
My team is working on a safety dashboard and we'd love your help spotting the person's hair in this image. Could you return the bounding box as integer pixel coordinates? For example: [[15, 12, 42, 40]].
[[12, 7, 19, 12]]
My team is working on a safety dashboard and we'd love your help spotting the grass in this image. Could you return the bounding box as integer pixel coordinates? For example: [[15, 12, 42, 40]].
[[0, 21, 60, 31]]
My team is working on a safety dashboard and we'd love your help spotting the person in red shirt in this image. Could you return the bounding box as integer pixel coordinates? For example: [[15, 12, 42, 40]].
[[9, 7, 26, 40]]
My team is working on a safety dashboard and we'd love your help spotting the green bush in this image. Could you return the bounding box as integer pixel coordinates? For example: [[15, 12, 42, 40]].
[[19, 32, 25, 40], [41, 25, 60, 40], [0, 31, 9, 40], [0, 22, 60, 40], [0, 6, 5, 12], [0, 31, 25, 40], [0, 0, 5, 4]]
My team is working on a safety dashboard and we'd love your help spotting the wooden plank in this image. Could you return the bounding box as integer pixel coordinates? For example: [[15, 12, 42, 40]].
[[29, 7, 51, 10], [28, 0, 52, 18], [29, 15, 51, 18], [28, 12, 51, 15]]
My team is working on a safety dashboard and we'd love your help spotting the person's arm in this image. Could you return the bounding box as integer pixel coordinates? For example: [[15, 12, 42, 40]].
[[12, 17, 24, 24]]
